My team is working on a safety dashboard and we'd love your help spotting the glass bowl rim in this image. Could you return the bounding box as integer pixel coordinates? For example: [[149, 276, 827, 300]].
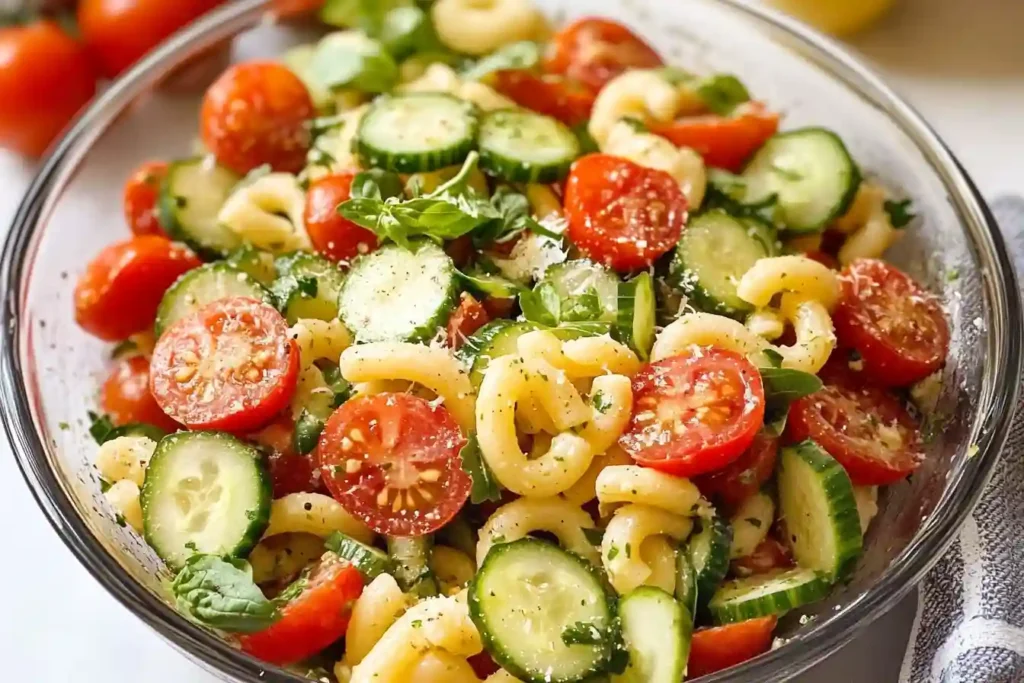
[[1, 0, 1020, 681]]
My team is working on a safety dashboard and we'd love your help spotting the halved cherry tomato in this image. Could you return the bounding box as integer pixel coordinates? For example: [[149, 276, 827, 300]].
[[149, 297, 299, 432], [687, 616, 777, 678], [620, 349, 765, 478], [201, 61, 314, 174], [78, 0, 222, 78], [694, 431, 778, 511], [304, 172, 379, 264], [123, 161, 168, 237], [787, 360, 923, 485], [0, 21, 98, 158], [468, 652, 501, 679], [492, 71, 595, 126], [731, 537, 794, 577], [446, 293, 491, 350], [544, 17, 663, 92], [251, 414, 324, 497], [319, 393, 471, 537], [650, 103, 780, 172], [238, 553, 362, 665], [564, 154, 688, 272], [100, 356, 180, 432], [832, 259, 949, 387], [74, 235, 202, 341]]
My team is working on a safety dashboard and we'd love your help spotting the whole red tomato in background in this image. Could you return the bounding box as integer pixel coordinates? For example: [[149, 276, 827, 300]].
[[78, 0, 223, 78], [0, 21, 97, 157]]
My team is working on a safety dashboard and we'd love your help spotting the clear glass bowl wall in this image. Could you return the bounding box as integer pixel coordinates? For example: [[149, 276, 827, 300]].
[[1, 0, 1019, 681]]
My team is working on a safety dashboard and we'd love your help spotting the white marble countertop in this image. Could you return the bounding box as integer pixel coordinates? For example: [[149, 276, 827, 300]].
[[0, 0, 1020, 679]]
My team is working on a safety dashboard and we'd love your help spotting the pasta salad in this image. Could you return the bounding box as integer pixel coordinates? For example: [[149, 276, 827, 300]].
[[73, 1, 950, 681]]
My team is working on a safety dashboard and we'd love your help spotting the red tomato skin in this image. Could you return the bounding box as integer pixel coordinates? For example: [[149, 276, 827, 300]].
[[786, 362, 923, 485], [446, 293, 491, 350], [650, 103, 780, 172], [481, 296, 516, 320], [319, 393, 471, 537], [492, 71, 595, 126], [201, 61, 314, 174], [731, 537, 794, 577], [238, 556, 363, 665], [564, 154, 688, 272], [832, 259, 949, 387], [78, 0, 222, 78], [694, 431, 779, 511], [687, 616, 777, 678], [150, 298, 300, 433], [124, 161, 169, 237], [304, 173, 379, 263], [545, 17, 663, 92], [100, 356, 180, 432], [74, 236, 202, 341], [468, 652, 501, 679], [620, 350, 765, 478], [0, 21, 97, 158], [251, 415, 325, 496]]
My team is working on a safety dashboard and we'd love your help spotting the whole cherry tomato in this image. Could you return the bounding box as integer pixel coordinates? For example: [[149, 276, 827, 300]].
[[304, 173, 379, 263], [101, 355, 180, 433], [123, 161, 168, 237], [545, 17, 663, 92], [0, 21, 97, 157]]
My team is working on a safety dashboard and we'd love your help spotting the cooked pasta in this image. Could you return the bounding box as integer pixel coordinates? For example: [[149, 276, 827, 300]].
[[95, 435, 157, 487], [263, 492, 374, 544], [595, 465, 703, 517], [588, 70, 682, 146], [603, 120, 707, 208], [561, 445, 633, 508], [218, 173, 311, 253], [248, 533, 325, 585], [854, 485, 879, 535], [736, 255, 841, 311], [341, 574, 413, 669], [640, 536, 678, 594], [576, 374, 633, 455], [745, 308, 786, 341], [476, 496, 599, 566], [105, 480, 144, 532], [525, 183, 563, 219], [401, 63, 516, 111], [729, 492, 775, 559], [652, 311, 770, 362], [601, 504, 694, 595], [432, 0, 547, 55], [430, 545, 477, 595], [835, 183, 901, 264]]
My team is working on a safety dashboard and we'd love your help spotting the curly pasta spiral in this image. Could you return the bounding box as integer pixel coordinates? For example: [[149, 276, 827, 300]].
[[603, 120, 707, 209], [218, 173, 311, 253], [589, 70, 682, 146], [476, 496, 599, 566], [431, 0, 547, 55]]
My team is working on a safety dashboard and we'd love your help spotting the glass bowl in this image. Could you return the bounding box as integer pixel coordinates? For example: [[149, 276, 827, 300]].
[[1, 0, 1020, 681]]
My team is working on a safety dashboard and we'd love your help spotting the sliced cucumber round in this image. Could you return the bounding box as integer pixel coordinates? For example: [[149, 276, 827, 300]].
[[458, 320, 539, 389], [225, 244, 277, 285], [616, 587, 691, 683], [470, 538, 616, 683], [687, 510, 733, 613], [778, 440, 863, 582], [669, 210, 772, 318], [741, 128, 861, 233], [155, 263, 274, 338], [141, 431, 271, 570], [324, 531, 392, 581], [459, 266, 523, 299], [478, 109, 580, 183], [272, 252, 346, 324], [674, 551, 698, 618], [387, 535, 439, 598], [339, 240, 459, 343], [542, 259, 619, 323], [616, 271, 656, 361], [159, 158, 241, 258], [356, 93, 478, 173], [708, 567, 830, 624]]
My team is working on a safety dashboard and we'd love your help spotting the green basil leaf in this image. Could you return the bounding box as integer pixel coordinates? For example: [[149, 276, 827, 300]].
[[339, 197, 390, 231], [295, 276, 319, 298], [459, 434, 501, 504], [171, 555, 280, 634], [762, 348, 784, 368], [318, 362, 354, 408], [351, 169, 404, 202], [884, 198, 916, 229], [561, 286, 604, 323], [379, 6, 441, 60], [694, 74, 751, 116], [310, 32, 398, 94], [461, 41, 542, 81], [520, 282, 561, 327], [760, 367, 822, 432], [88, 411, 115, 445], [319, 0, 361, 27], [561, 620, 607, 647]]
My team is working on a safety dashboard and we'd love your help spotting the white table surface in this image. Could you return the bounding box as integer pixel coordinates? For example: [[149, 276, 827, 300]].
[[1, 0, 1021, 679]]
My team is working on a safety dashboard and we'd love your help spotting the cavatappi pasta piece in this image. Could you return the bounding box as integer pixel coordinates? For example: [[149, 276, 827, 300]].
[[476, 355, 594, 496], [589, 70, 682, 147], [835, 184, 900, 264], [218, 173, 311, 253], [729, 491, 775, 559], [407, 652, 480, 683], [289, 318, 354, 418], [349, 593, 482, 683], [603, 120, 707, 209], [430, 545, 477, 595], [401, 63, 515, 111], [601, 504, 694, 595], [910, 371, 943, 414], [652, 312, 770, 362], [854, 485, 879, 535], [641, 536, 678, 594], [746, 309, 786, 341], [339, 342, 476, 433], [431, 0, 547, 55], [105, 480, 144, 532], [95, 435, 158, 487], [774, 293, 836, 374], [736, 255, 841, 311], [577, 374, 633, 455], [525, 184, 563, 220], [248, 532, 325, 585], [561, 445, 633, 508], [517, 330, 642, 379], [341, 574, 414, 670], [476, 496, 600, 566], [595, 465, 704, 517], [263, 492, 374, 544]]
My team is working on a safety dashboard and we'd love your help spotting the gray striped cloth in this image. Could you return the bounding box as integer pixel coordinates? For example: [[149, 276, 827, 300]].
[[900, 196, 1024, 683]]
